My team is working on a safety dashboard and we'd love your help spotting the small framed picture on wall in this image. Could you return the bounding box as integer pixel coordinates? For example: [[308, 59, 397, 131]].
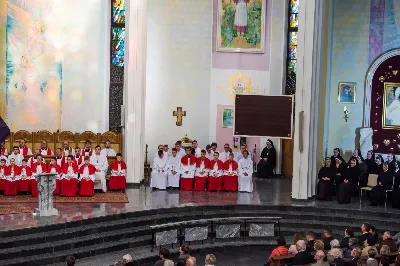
[[338, 82, 356, 103], [222, 108, 234, 128]]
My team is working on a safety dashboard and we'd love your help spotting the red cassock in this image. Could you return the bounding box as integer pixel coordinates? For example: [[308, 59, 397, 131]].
[[31, 162, 48, 197], [109, 160, 127, 190], [1, 147, 6, 156], [47, 164, 62, 195], [4, 165, 21, 196], [82, 148, 93, 157], [19, 147, 30, 156], [74, 155, 83, 167], [0, 166, 7, 191], [180, 155, 196, 191], [19, 166, 32, 192], [55, 156, 66, 169], [208, 160, 224, 191], [79, 164, 96, 197], [193, 157, 210, 191], [222, 160, 239, 191], [60, 163, 79, 197]]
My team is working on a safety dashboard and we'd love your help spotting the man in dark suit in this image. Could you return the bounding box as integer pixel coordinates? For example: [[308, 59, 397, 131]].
[[306, 231, 316, 252], [358, 223, 372, 246], [346, 248, 361, 266], [377, 231, 397, 252], [323, 229, 333, 250], [292, 240, 315, 265]]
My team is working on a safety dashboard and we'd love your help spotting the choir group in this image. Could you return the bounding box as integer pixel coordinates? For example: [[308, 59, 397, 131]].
[[0, 139, 127, 197], [150, 140, 255, 193]]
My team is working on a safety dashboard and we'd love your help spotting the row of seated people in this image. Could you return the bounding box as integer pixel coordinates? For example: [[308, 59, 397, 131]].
[[317, 149, 400, 207], [0, 153, 127, 197], [151, 147, 254, 193], [268, 223, 400, 266]]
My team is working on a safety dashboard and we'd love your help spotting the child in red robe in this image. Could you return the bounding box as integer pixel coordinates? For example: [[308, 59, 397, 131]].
[[193, 150, 210, 191], [82, 140, 93, 157], [79, 156, 96, 196], [180, 147, 196, 191], [60, 155, 79, 197], [109, 153, 127, 191], [48, 158, 62, 195], [19, 159, 32, 193], [222, 153, 239, 191], [0, 159, 7, 193], [208, 152, 224, 191], [4, 158, 20, 196], [31, 155, 48, 197]]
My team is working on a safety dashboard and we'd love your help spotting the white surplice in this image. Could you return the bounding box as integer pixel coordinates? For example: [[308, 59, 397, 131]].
[[151, 156, 168, 189], [8, 153, 24, 166], [167, 156, 181, 188], [219, 151, 230, 163], [176, 149, 185, 159], [194, 147, 201, 158], [235, 151, 252, 163], [80, 165, 95, 182], [205, 151, 214, 161], [153, 151, 168, 162], [40, 148, 54, 156], [181, 158, 195, 179], [238, 157, 254, 192], [209, 162, 223, 177], [62, 165, 78, 179], [90, 154, 108, 192], [195, 160, 209, 177], [101, 148, 116, 157], [19, 147, 32, 156], [63, 147, 76, 157]]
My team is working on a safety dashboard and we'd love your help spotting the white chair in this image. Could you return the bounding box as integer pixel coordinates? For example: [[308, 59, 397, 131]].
[[359, 174, 378, 203]]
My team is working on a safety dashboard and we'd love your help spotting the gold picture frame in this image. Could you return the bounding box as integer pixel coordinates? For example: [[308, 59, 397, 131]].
[[337, 82, 356, 103], [382, 82, 400, 129]]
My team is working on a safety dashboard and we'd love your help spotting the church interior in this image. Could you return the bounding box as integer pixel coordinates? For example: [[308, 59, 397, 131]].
[[1, 0, 400, 265]]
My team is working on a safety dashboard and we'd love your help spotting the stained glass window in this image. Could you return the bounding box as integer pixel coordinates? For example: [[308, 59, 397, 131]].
[[109, 0, 125, 133], [113, 0, 126, 23], [286, 0, 299, 95]]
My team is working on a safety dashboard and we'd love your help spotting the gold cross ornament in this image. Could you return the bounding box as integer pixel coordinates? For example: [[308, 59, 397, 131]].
[[173, 107, 186, 126]]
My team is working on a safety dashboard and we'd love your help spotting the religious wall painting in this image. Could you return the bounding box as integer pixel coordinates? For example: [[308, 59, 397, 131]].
[[216, 0, 266, 53], [229, 72, 251, 101], [337, 82, 356, 104], [382, 83, 400, 129], [222, 108, 234, 128]]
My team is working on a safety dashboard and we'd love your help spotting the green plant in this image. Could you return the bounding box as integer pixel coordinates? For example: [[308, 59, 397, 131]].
[[221, 2, 237, 47], [244, 0, 262, 47]]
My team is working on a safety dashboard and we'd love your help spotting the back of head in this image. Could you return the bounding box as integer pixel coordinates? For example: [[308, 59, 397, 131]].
[[160, 248, 170, 259], [349, 237, 358, 246], [368, 247, 377, 258], [65, 256, 75, 266], [163, 260, 174, 266], [276, 236, 286, 246], [380, 256, 390, 266], [352, 248, 362, 258], [314, 239, 324, 251], [205, 254, 216, 265], [357, 259, 367, 266], [380, 245, 390, 256], [181, 244, 191, 255], [123, 254, 133, 263], [330, 248, 344, 259], [330, 239, 340, 249], [315, 250, 325, 261]]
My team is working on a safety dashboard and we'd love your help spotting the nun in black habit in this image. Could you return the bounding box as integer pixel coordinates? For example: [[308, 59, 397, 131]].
[[330, 148, 345, 169], [347, 149, 364, 166], [391, 162, 400, 208], [257, 139, 276, 178], [370, 162, 394, 206], [337, 159, 359, 204], [317, 157, 336, 201], [374, 155, 384, 174]]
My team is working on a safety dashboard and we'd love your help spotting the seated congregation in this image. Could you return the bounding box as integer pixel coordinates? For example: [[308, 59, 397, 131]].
[[0, 139, 127, 197], [317, 149, 400, 207]]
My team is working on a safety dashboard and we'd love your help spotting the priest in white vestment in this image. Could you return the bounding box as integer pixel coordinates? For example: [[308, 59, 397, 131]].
[[167, 148, 181, 188], [89, 146, 108, 192], [8, 146, 24, 166], [151, 150, 168, 189], [238, 150, 254, 192], [219, 144, 231, 163], [235, 145, 252, 162], [153, 145, 168, 161], [100, 140, 117, 157], [18, 140, 32, 156], [192, 140, 202, 158]]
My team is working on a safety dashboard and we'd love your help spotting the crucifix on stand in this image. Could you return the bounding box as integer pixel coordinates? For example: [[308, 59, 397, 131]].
[[173, 107, 186, 126]]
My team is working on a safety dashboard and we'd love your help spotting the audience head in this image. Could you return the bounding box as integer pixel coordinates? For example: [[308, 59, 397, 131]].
[[293, 233, 303, 244], [240, 145, 246, 152], [180, 245, 191, 255], [380, 245, 390, 256], [296, 240, 306, 252], [122, 254, 133, 263], [324, 229, 332, 238], [357, 259, 367, 266], [349, 237, 358, 247], [159, 248, 170, 260], [211, 142, 217, 151], [361, 223, 371, 233], [205, 254, 216, 265], [95, 145, 101, 155], [306, 231, 314, 241], [50, 157, 56, 165], [65, 256, 75, 266], [345, 228, 354, 237], [368, 247, 377, 258], [105, 140, 112, 148], [330, 239, 340, 249], [370, 226, 377, 235], [213, 152, 219, 160], [365, 237, 375, 247], [314, 240, 324, 251], [330, 248, 344, 259], [192, 140, 198, 149], [163, 260, 174, 266], [382, 231, 391, 240], [380, 256, 390, 266], [351, 248, 361, 258], [314, 250, 325, 262], [158, 150, 164, 157], [276, 236, 286, 246], [34, 148, 40, 156]]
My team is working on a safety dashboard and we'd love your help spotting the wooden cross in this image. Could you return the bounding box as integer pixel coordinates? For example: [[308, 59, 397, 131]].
[[173, 107, 186, 126]]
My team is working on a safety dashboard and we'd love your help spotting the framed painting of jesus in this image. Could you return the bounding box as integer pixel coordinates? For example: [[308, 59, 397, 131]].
[[382, 83, 400, 129], [216, 0, 266, 53]]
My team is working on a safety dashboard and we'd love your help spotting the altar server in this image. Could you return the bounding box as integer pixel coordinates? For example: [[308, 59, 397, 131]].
[[82, 140, 93, 157], [0, 159, 7, 192], [0, 154, 9, 166], [62, 140, 75, 157], [90, 146, 108, 192], [79, 156, 96, 196], [219, 144, 231, 163], [153, 145, 166, 160], [18, 159, 31, 193], [8, 146, 24, 166], [1, 141, 8, 156], [4, 158, 20, 195], [208, 152, 224, 191], [60, 155, 79, 197], [55, 148, 66, 168], [167, 148, 181, 189], [234, 145, 246, 162], [180, 147, 196, 190], [109, 153, 127, 191], [193, 150, 210, 191], [175, 142, 185, 159], [101, 140, 117, 157], [151, 150, 168, 189], [205, 145, 214, 161], [74, 147, 84, 168], [223, 153, 239, 191], [18, 139, 32, 156], [238, 150, 254, 193], [48, 157, 62, 195], [27, 149, 40, 167], [192, 140, 201, 158], [31, 155, 47, 197], [40, 140, 54, 156]]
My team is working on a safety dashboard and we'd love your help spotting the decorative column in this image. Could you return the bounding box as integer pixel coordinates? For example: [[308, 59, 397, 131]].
[[123, 0, 147, 185], [291, 0, 326, 199]]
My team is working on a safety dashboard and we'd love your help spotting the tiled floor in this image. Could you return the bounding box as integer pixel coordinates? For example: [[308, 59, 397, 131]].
[[0, 177, 399, 232]]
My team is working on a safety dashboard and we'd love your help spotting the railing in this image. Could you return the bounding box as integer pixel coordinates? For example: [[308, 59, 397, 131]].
[[150, 216, 281, 252]]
